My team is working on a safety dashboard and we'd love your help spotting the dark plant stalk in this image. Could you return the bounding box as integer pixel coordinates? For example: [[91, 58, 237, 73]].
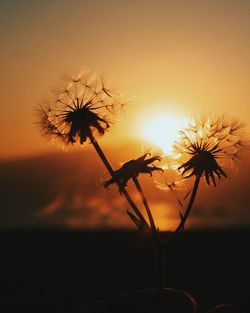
[[89, 133, 149, 230], [154, 175, 201, 292], [90, 133, 201, 294], [132, 176, 158, 237], [163, 175, 201, 245], [132, 176, 167, 293]]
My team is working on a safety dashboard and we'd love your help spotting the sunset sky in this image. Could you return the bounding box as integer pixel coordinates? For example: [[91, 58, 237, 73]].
[[1, 0, 250, 158], [1, 0, 250, 230]]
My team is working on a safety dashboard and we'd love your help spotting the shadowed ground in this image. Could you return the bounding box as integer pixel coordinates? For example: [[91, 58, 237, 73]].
[[0, 229, 249, 313]]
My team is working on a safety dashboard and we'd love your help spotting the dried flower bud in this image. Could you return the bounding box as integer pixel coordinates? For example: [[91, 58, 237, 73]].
[[104, 153, 163, 189]]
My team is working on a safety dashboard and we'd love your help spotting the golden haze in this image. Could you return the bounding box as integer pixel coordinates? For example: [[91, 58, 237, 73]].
[[1, 0, 250, 158]]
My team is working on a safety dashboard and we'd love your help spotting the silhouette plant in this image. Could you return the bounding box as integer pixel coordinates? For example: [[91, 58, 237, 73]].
[[104, 153, 163, 234], [37, 68, 150, 233], [103, 153, 168, 290], [167, 113, 249, 235], [37, 69, 249, 305], [104, 113, 249, 294], [37, 69, 170, 292]]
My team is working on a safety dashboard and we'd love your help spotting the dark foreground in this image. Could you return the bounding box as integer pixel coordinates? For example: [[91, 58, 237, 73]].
[[0, 229, 249, 313]]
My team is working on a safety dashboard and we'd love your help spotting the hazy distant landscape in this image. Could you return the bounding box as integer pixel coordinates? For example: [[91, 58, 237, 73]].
[[1, 144, 250, 232], [1, 143, 249, 312], [1, 1, 250, 312]]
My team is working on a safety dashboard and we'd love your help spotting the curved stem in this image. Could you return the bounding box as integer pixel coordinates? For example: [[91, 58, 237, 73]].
[[163, 175, 201, 245], [133, 176, 161, 246], [132, 176, 158, 238], [132, 176, 166, 293], [89, 134, 149, 231]]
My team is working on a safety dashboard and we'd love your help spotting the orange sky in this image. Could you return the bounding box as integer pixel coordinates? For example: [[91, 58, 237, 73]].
[[1, 0, 250, 158], [1, 146, 250, 231]]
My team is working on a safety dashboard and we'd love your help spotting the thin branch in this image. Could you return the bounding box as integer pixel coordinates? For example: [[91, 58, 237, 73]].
[[132, 176, 158, 239], [132, 176, 165, 293], [88, 132, 150, 232], [163, 175, 201, 246]]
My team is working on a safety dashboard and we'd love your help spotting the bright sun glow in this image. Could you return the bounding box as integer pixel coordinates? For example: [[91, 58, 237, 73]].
[[140, 113, 184, 154]]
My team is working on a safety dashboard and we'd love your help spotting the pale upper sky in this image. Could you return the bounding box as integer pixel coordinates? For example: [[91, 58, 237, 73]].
[[1, 0, 250, 158]]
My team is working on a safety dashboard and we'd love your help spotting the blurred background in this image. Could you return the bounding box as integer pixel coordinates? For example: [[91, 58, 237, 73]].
[[1, 0, 250, 231], [0, 0, 250, 312]]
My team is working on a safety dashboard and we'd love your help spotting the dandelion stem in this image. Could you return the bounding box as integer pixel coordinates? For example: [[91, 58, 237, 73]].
[[89, 133, 149, 230], [132, 176, 158, 238], [163, 175, 201, 245], [132, 176, 167, 293]]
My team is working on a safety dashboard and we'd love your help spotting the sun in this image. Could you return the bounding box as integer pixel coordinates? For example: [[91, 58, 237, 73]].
[[140, 113, 184, 154]]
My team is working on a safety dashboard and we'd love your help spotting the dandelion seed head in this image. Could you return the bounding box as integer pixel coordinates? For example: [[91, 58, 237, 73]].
[[171, 113, 249, 186], [36, 68, 125, 146]]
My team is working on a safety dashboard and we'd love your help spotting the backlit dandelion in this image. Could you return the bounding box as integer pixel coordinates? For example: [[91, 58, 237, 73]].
[[36, 70, 250, 299], [37, 67, 151, 241], [174, 114, 247, 185], [168, 113, 249, 234], [37, 69, 124, 146]]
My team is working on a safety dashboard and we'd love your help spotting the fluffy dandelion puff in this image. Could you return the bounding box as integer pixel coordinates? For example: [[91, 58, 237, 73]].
[[154, 155, 188, 207], [36, 68, 124, 146], [172, 113, 249, 186]]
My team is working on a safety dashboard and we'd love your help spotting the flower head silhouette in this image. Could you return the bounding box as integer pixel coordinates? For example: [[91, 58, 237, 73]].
[[159, 113, 249, 240], [104, 153, 163, 189], [173, 114, 247, 186], [37, 69, 123, 145], [37, 68, 151, 235]]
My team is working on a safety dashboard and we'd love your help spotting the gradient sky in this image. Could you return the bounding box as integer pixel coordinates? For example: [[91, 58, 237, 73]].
[[1, 0, 250, 158], [1, 0, 250, 231]]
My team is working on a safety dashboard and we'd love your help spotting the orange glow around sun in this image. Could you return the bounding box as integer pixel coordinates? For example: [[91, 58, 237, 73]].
[[138, 111, 185, 154]]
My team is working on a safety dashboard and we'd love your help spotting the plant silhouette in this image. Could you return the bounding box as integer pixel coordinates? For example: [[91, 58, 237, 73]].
[[37, 68, 150, 234], [103, 113, 249, 294], [37, 69, 249, 312], [168, 113, 249, 235]]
